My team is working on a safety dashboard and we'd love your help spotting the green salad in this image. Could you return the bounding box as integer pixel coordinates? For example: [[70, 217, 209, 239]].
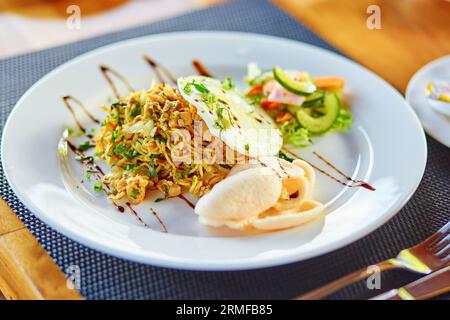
[[244, 63, 353, 147]]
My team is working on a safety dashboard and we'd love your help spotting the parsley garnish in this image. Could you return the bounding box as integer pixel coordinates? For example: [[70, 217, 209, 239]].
[[149, 161, 156, 178], [113, 144, 139, 159], [221, 77, 235, 90], [113, 144, 127, 155], [193, 82, 209, 94], [122, 164, 139, 170], [129, 188, 140, 199], [175, 168, 190, 179], [130, 106, 141, 117], [278, 150, 294, 163], [183, 83, 192, 95], [93, 181, 103, 192], [78, 141, 95, 151], [75, 155, 94, 163], [183, 81, 209, 95], [163, 184, 169, 197]]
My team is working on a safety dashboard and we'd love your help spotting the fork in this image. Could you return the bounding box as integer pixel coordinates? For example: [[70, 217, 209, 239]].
[[295, 221, 450, 300]]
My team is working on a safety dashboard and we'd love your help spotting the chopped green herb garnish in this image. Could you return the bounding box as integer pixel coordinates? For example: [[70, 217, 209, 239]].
[[110, 100, 123, 109], [113, 144, 127, 155], [75, 155, 94, 163], [155, 197, 165, 203], [78, 141, 95, 151], [93, 181, 103, 192], [122, 164, 139, 170], [220, 164, 233, 170], [77, 131, 84, 137], [221, 77, 235, 90], [278, 150, 294, 163], [175, 168, 191, 179], [244, 144, 250, 151], [149, 161, 156, 178], [153, 135, 167, 143], [129, 188, 140, 199], [175, 172, 183, 179], [163, 184, 169, 197], [130, 106, 141, 117], [193, 82, 209, 94], [183, 83, 192, 95], [67, 128, 74, 136], [86, 170, 98, 181]]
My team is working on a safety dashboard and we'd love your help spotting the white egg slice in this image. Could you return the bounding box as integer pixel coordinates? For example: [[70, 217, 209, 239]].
[[178, 76, 282, 157]]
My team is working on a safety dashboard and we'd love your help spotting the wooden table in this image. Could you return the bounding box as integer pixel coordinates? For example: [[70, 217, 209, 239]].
[[0, 0, 449, 300]]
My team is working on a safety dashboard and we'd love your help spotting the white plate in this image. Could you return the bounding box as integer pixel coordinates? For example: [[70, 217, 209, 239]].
[[2, 32, 427, 270], [406, 55, 450, 148]]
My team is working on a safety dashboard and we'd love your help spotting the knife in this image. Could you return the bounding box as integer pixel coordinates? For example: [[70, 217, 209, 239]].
[[370, 265, 450, 300]]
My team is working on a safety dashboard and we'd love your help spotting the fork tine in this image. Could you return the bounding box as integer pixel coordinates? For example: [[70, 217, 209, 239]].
[[437, 245, 450, 259], [423, 232, 444, 248], [432, 239, 450, 253], [439, 221, 450, 234], [424, 222, 450, 248]]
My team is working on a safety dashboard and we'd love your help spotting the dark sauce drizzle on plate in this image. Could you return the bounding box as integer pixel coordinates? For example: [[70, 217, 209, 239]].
[[178, 194, 195, 209], [192, 60, 212, 77], [143, 55, 177, 85], [63, 95, 100, 135], [99, 64, 135, 99], [282, 148, 375, 191], [150, 208, 168, 233]]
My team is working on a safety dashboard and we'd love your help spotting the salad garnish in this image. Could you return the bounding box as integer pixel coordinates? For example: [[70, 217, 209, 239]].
[[244, 63, 353, 147]]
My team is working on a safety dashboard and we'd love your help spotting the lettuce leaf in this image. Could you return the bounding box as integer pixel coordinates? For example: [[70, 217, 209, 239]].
[[279, 119, 312, 147], [331, 108, 353, 132]]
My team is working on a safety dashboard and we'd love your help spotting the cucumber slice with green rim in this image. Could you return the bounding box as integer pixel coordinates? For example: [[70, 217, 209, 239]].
[[273, 66, 316, 96], [305, 89, 324, 102], [296, 93, 340, 133]]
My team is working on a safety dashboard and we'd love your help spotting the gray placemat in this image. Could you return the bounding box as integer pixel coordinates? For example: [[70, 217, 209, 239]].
[[0, 0, 449, 300]]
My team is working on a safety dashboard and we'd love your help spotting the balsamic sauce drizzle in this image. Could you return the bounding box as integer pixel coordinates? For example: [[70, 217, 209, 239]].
[[99, 64, 135, 99], [312, 151, 376, 191], [63, 95, 100, 133], [177, 194, 195, 209], [150, 208, 168, 233], [126, 202, 150, 228], [143, 55, 177, 85], [192, 60, 212, 77], [282, 148, 375, 191]]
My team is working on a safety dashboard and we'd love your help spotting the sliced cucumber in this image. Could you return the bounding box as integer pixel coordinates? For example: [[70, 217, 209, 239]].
[[296, 93, 340, 133], [305, 89, 324, 102], [273, 66, 316, 96]]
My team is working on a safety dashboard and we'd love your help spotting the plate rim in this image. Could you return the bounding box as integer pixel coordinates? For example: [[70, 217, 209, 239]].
[[1, 31, 428, 270]]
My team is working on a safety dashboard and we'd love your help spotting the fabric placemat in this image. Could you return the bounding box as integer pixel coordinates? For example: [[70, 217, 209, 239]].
[[0, 0, 449, 300]]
